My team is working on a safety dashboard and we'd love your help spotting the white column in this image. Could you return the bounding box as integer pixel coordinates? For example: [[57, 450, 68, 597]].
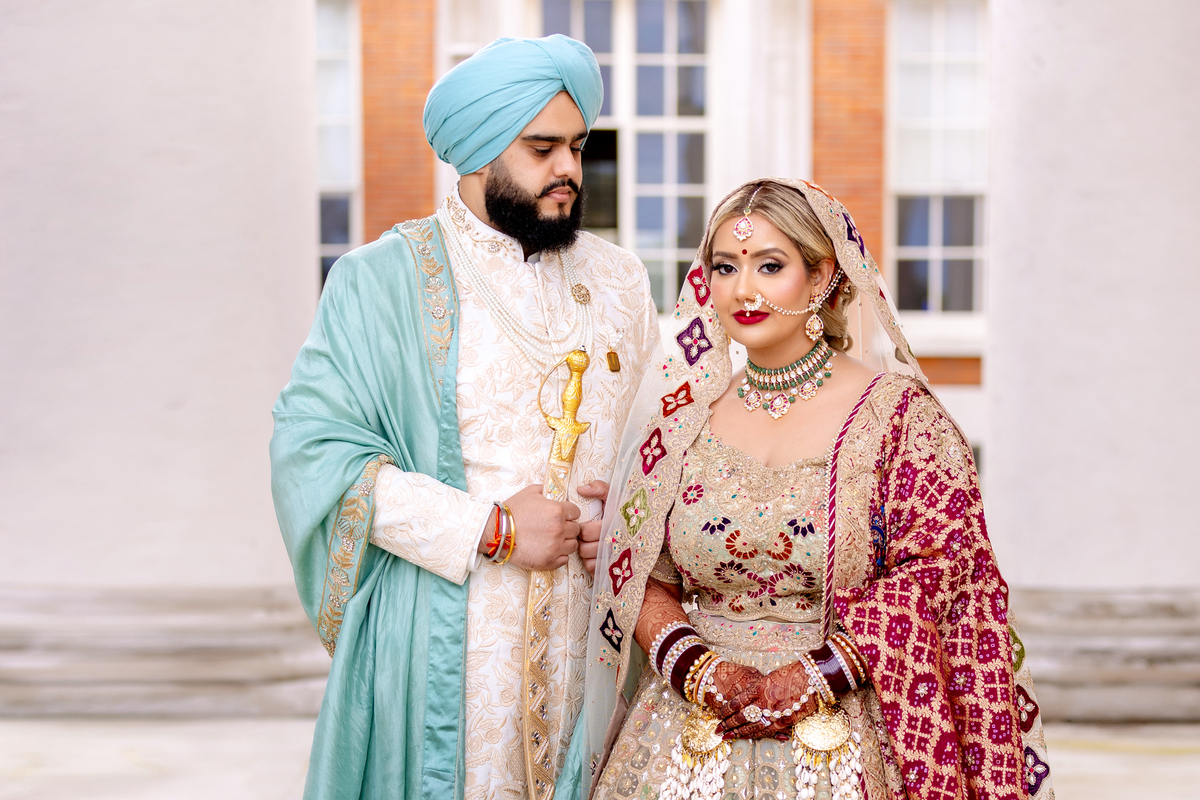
[[0, 0, 317, 589], [986, 0, 1200, 590]]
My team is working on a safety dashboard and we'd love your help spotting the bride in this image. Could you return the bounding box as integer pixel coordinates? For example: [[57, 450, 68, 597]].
[[568, 179, 1053, 800]]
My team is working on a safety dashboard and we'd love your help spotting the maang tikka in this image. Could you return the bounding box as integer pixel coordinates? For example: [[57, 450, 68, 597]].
[[732, 186, 763, 242]]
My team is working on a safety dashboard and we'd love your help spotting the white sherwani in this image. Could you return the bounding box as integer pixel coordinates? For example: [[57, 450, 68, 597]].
[[369, 188, 658, 799]]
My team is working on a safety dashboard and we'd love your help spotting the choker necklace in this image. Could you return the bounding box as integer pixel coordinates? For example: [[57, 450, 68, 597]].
[[738, 340, 835, 419]]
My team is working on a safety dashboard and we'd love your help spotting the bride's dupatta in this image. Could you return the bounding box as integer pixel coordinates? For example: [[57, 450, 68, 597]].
[[562, 179, 1053, 800]]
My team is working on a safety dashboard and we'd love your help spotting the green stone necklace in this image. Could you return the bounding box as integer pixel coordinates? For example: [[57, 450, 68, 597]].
[[737, 340, 835, 419]]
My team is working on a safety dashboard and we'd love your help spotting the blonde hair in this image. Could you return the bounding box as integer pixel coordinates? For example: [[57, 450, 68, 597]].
[[700, 180, 856, 352]]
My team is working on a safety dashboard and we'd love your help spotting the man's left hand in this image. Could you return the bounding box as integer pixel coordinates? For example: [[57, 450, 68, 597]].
[[576, 480, 609, 577]]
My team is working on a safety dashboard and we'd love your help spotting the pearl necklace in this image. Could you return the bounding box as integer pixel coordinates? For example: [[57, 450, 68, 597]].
[[737, 340, 835, 419], [437, 201, 593, 372]]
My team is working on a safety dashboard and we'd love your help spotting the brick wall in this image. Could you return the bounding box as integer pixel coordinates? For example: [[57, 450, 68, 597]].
[[361, 0, 436, 240], [811, 0, 886, 267]]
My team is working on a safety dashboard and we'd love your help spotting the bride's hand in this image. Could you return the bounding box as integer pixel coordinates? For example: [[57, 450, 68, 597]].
[[717, 662, 818, 740], [702, 660, 765, 720]]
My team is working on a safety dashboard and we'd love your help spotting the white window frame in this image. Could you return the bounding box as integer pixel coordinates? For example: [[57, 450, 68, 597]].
[[886, 0, 988, 355], [316, 0, 364, 273]]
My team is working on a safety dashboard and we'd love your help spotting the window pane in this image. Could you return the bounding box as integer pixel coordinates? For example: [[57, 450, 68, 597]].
[[945, 0, 980, 54], [637, 0, 665, 53], [897, 260, 929, 310], [897, 196, 930, 246], [316, 0, 351, 52], [320, 194, 351, 244], [599, 65, 612, 116], [321, 255, 339, 286], [897, 64, 932, 119], [581, 130, 618, 229], [644, 260, 665, 311], [637, 65, 665, 115], [678, 0, 707, 54], [637, 133, 664, 183], [677, 196, 704, 248], [677, 65, 706, 116], [943, 129, 984, 185], [584, 1, 612, 52], [319, 124, 353, 183], [678, 132, 704, 184], [894, 0, 933, 55], [317, 60, 351, 118], [943, 196, 976, 246], [942, 259, 975, 311], [637, 196, 665, 248], [542, 0, 571, 36], [944, 64, 980, 119], [895, 128, 932, 185], [676, 261, 694, 301]]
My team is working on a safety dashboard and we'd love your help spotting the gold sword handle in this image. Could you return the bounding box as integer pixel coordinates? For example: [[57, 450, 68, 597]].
[[524, 349, 590, 800]]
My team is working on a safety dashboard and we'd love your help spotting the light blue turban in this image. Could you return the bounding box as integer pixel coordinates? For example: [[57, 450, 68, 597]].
[[423, 35, 603, 175]]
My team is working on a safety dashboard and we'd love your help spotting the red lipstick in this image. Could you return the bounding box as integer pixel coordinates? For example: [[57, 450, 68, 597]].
[[732, 311, 769, 325]]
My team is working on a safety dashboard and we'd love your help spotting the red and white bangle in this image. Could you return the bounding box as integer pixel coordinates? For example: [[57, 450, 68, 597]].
[[487, 502, 516, 564]]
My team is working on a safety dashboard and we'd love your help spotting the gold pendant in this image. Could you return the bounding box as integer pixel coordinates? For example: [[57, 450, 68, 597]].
[[606, 349, 621, 372], [681, 710, 724, 757], [661, 710, 732, 800], [792, 703, 864, 800], [792, 703, 851, 752]]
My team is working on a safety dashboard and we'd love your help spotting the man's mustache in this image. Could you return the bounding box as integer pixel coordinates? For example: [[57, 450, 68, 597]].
[[539, 178, 580, 198]]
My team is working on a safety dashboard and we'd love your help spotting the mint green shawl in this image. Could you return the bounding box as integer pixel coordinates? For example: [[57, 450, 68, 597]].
[[270, 217, 467, 799]]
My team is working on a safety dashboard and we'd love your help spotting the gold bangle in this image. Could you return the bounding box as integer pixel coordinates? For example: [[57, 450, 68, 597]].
[[497, 504, 517, 565], [684, 650, 718, 704]]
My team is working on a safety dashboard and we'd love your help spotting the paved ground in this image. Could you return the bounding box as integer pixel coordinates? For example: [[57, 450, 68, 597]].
[[2, 718, 1199, 799]]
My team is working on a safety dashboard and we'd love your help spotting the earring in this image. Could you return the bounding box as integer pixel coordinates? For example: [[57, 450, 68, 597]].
[[803, 271, 843, 342], [804, 300, 825, 342]]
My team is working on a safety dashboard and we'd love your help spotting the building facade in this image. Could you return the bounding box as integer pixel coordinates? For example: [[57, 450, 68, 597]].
[[2, 0, 1196, 721]]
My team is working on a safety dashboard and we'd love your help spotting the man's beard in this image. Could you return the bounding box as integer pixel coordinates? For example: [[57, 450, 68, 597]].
[[484, 160, 584, 254]]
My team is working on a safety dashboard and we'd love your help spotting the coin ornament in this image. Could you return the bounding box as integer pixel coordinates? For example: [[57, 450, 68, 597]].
[[660, 710, 733, 800], [791, 703, 865, 800]]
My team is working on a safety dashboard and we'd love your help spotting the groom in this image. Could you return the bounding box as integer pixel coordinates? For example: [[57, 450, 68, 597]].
[[271, 35, 658, 800]]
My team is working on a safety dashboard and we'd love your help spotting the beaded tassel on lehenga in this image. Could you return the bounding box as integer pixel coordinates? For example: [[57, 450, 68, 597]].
[[660, 711, 732, 800]]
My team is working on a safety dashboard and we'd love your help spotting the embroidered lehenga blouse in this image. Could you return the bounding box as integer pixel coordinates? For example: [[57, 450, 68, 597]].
[[592, 375, 1053, 800]]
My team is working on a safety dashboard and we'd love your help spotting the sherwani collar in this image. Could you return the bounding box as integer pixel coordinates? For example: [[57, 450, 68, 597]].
[[445, 185, 528, 266]]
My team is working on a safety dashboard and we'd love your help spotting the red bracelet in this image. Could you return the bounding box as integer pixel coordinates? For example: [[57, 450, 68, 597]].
[[484, 503, 503, 559]]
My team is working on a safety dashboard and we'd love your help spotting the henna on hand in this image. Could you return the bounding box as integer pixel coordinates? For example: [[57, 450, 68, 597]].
[[703, 660, 764, 719], [719, 661, 818, 740], [632, 578, 688, 657]]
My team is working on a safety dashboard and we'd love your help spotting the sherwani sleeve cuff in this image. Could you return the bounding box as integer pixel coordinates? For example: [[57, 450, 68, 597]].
[[370, 463, 493, 585]]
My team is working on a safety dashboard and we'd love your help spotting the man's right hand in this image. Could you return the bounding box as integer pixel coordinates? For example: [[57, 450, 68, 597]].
[[499, 484, 581, 571]]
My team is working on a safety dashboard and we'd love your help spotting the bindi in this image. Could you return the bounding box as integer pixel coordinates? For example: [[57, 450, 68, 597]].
[[742, 249, 747, 255]]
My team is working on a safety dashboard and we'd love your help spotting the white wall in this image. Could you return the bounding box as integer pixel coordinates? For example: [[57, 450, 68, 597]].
[[709, 0, 813, 198], [0, 0, 318, 587], [986, 0, 1200, 589]]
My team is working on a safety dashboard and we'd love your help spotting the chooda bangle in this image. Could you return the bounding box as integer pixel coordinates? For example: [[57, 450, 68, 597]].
[[799, 652, 835, 705], [650, 622, 692, 673]]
